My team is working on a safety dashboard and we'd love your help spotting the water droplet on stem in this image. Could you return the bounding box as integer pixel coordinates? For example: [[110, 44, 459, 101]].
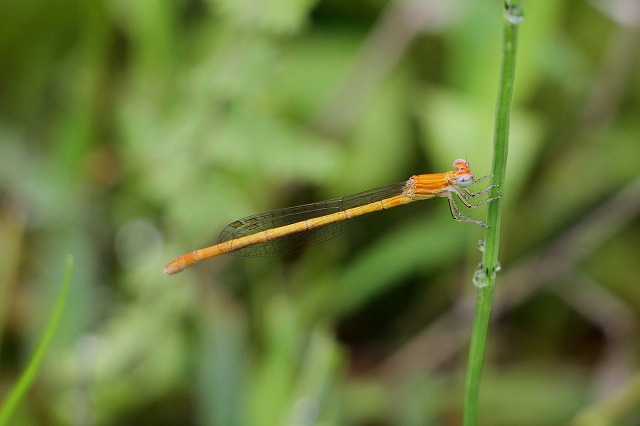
[[504, 4, 524, 25], [472, 263, 489, 288]]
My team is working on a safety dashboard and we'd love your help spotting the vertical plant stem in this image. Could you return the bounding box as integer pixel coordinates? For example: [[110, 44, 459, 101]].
[[463, 2, 523, 425]]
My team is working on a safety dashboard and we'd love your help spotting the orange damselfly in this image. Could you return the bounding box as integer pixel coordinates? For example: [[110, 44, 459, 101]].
[[164, 159, 498, 275]]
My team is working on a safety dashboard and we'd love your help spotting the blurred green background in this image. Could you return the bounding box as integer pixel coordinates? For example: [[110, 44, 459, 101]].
[[1, 0, 640, 424]]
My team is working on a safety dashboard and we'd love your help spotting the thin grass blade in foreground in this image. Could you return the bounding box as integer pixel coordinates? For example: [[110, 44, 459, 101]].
[[463, 2, 523, 425], [0, 256, 74, 426]]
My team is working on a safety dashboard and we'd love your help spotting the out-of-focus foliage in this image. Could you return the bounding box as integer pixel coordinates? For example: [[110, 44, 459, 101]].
[[1, 0, 639, 424]]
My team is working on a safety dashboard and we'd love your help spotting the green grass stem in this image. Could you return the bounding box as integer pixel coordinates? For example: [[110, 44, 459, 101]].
[[0, 256, 74, 426], [463, 2, 523, 425]]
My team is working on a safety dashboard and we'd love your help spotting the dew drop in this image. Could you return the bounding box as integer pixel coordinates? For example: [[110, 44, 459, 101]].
[[472, 263, 489, 288], [477, 240, 485, 252], [504, 5, 524, 25]]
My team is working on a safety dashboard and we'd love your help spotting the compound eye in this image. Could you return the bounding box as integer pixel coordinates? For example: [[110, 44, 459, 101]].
[[456, 173, 474, 187]]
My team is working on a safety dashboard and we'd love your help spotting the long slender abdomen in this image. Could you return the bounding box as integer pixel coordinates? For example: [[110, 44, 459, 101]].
[[163, 194, 414, 274]]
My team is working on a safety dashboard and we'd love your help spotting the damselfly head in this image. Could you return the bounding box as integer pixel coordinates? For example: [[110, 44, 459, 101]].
[[453, 159, 471, 171], [453, 159, 474, 187]]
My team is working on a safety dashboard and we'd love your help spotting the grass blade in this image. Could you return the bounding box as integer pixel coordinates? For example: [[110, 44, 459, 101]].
[[0, 256, 74, 425]]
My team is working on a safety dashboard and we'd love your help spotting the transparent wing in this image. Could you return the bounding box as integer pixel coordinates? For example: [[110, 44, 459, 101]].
[[217, 182, 406, 257]]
